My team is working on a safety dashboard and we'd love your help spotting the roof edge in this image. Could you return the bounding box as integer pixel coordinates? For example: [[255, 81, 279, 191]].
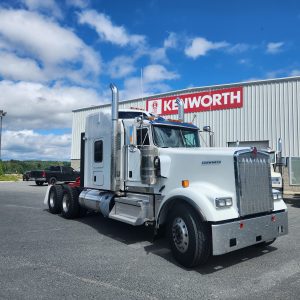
[[73, 75, 300, 113]]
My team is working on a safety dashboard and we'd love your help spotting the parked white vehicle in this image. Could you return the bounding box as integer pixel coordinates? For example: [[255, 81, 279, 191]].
[[269, 149, 283, 192], [47, 84, 288, 268]]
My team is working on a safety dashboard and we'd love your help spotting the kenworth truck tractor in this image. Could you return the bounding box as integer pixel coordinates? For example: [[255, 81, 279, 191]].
[[46, 84, 288, 268]]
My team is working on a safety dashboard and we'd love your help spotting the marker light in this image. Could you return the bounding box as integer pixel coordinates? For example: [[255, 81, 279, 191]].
[[182, 180, 189, 188], [252, 147, 257, 157]]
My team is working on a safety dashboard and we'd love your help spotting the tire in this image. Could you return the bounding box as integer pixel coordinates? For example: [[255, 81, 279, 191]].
[[48, 185, 63, 214], [36, 181, 44, 186], [61, 185, 80, 219], [167, 203, 211, 268], [49, 177, 57, 185]]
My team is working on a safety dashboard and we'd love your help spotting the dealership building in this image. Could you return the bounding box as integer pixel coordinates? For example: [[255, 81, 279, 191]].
[[71, 76, 300, 192]]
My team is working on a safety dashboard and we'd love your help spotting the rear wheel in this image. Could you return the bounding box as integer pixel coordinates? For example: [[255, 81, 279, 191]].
[[61, 185, 80, 219], [167, 203, 211, 268], [48, 185, 63, 214], [49, 177, 57, 185], [36, 181, 44, 186]]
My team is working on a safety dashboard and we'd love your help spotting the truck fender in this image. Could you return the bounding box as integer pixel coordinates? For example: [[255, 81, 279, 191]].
[[157, 195, 206, 227], [157, 185, 238, 225]]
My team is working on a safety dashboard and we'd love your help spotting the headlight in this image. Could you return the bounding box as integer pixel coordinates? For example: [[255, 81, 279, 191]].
[[272, 190, 283, 200], [215, 197, 233, 208], [272, 177, 281, 185]]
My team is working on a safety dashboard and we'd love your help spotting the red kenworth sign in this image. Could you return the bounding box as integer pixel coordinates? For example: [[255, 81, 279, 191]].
[[146, 87, 243, 116]]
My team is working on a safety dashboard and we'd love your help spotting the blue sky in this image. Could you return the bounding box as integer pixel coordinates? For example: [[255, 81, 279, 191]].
[[0, 0, 299, 160]]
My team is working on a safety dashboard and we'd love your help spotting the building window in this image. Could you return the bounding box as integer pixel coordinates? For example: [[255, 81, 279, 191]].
[[94, 140, 103, 162]]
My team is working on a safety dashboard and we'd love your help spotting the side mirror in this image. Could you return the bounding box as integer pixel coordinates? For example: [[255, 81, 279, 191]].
[[202, 125, 214, 147], [136, 116, 143, 123], [203, 125, 211, 132], [129, 144, 138, 152]]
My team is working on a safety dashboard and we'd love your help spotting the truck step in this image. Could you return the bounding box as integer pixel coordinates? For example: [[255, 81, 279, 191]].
[[109, 211, 143, 225], [109, 200, 149, 226]]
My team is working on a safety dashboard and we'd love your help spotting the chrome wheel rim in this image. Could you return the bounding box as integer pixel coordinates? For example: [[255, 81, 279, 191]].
[[49, 191, 55, 208], [62, 194, 70, 213], [172, 217, 189, 253]]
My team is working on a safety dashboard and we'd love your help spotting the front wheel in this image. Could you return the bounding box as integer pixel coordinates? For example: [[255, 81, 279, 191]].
[[167, 204, 211, 268], [36, 181, 44, 186]]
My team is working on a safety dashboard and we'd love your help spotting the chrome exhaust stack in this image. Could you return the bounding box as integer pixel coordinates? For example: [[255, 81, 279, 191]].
[[110, 83, 119, 192], [176, 97, 184, 122]]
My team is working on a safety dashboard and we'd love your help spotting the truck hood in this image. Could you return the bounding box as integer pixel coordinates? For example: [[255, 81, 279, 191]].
[[158, 147, 246, 197]]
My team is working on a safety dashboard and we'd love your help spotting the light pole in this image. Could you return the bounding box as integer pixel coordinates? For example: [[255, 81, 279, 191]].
[[0, 110, 7, 161]]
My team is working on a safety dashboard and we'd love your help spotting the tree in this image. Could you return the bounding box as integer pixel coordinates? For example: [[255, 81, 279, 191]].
[[0, 161, 4, 176]]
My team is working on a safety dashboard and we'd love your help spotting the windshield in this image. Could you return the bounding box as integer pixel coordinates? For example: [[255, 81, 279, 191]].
[[153, 125, 200, 148], [269, 152, 276, 164]]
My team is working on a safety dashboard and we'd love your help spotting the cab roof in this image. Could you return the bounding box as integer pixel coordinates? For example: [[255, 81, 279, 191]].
[[150, 116, 199, 129]]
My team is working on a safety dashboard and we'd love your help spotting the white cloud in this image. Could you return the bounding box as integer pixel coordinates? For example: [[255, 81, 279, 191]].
[[149, 32, 178, 63], [0, 9, 100, 83], [143, 64, 179, 83], [0, 51, 46, 82], [238, 58, 252, 66], [2, 130, 71, 160], [290, 69, 300, 76], [185, 37, 229, 59], [121, 64, 179, 100], [164, 32, 178, 49], [150, 47, 169, 63], [107, 56, 136, 78], [266, 42, 284, 54], [227, 43, 251, 54], [22, 0, 62, 18], [78, 9, 146, 47], [121, 77, 170, 100], [66, 0, 89, 9], [0, 80, 103, 131], [266, 68, 300, 78]]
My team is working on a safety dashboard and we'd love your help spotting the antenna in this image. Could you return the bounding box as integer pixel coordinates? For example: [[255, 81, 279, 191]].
[[140, 68, 144, 102], [192, 114, 197, 124]]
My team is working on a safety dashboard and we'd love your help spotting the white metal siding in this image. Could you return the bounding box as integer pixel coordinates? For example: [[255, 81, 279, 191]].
[[71, 77, 300, 160]]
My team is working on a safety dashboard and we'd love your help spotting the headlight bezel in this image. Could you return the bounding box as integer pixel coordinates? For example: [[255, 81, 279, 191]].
[[272, 189, 283, 201], [215, 197, 233, 208]]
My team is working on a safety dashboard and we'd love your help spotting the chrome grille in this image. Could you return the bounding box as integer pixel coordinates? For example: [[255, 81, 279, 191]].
[[235, 150, 273, 216]]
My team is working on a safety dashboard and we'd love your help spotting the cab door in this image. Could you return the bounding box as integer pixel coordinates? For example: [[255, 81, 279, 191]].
[[126, 127, 150, 183], [93, 139, 104, 186]]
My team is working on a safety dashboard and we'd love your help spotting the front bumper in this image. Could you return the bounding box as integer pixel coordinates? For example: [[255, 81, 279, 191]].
[[211, 211, 288, 255]]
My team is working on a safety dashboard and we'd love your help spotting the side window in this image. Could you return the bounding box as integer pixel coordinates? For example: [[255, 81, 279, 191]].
[[136, 128, 150, 146], [94, 140, 103, 162], [63, 167, 73, 174]]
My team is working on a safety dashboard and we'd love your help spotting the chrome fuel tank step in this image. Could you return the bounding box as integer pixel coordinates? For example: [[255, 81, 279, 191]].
[[79, 189, 114, 217], [109, 194, 153, 226]]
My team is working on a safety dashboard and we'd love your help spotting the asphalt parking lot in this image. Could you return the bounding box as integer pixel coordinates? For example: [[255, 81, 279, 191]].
[[0, 181, 300, 300]]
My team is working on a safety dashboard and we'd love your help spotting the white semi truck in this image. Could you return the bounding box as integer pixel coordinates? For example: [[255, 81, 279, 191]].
[[267, 149, 283, 193], [47, 84, 288, 267]]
